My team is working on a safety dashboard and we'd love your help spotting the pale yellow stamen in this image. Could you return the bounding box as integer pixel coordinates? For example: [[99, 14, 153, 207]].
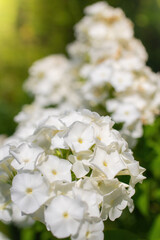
[[86, 231, 90, 238], [77, 156, 82, 160], [0, 204, 6, 211], [124, 111, 129, 115], [97, 181, 102, 187], [23, 159, 29, 163], [63, 212, 69, 218], [37, 72, 45, 79], [52, 130, 59, 136], [26, 188, 33, 194], [97, 136, 101, 141], [103, 161, 107, 167], [52, 170, 57, 175], [78, 138, 83, 144]]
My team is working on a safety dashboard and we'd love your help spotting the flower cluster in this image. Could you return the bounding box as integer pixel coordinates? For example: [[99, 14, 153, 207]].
[[23, 2, 160, 145], [0, 109, 145, 239], [68, 1, 160, 142], [24, 54, 81, 108], [0, 144, 34, 227], [13, 103, 66, 140]]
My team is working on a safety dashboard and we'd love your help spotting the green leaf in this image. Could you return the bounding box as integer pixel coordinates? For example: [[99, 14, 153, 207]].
[[136, 181, 150, 216], [149, 214, 160, 240], [0, 222, 10, 238], [20, 228, 35, 240], [104, 229, 142, 240], [151, 156, 160, 179]]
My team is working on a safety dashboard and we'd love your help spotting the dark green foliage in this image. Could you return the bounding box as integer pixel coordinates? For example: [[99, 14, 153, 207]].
[[104, 229, 142, 240]]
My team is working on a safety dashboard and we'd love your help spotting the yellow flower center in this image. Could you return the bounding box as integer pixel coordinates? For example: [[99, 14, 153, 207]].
[[77, 155, 82, 160], [124, 111, 129, 115], [103, 161, 107, 167], [97, 136, 101, 141], [63, 212, 69, 218], [52, 170, 57, 175], [26, 188, 33, 194], [24, 159, 29, 163], [86, 231, 90, 238], [98, 181, 102, 187], [37, 72, 45, 79], [78, 138, 83, 144]]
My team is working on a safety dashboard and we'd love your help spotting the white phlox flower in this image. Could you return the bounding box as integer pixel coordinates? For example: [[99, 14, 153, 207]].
[[64, 121, 95, 152], [110, 102, 141, 126], [11, 172, 50, 214], [44, 195, 85, 238], [71, 219, 104, 240], [101, 183, 134, 221], [37, 155, 72, 183], [110, 70, 134, 92], [24, 54, 81, 108], [91, 147, 126, 179], [10, 142, 44, 170], [73, 187, 102, 218], [24, 55, 69, 97]]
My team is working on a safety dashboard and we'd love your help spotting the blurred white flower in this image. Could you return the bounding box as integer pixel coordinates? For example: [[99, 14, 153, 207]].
[[68, 1, 160, 144], [24, 55, 81, 108]]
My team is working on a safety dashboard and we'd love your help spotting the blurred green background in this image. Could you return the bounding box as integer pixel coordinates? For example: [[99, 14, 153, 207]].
[[0, 0, 160, 239]]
